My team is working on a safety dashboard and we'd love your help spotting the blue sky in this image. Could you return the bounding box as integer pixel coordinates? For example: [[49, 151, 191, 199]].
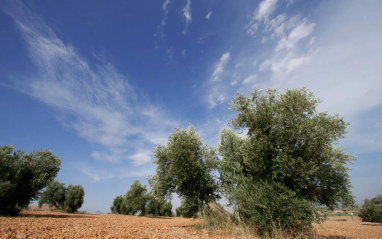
[[1, 0, 381, 213]]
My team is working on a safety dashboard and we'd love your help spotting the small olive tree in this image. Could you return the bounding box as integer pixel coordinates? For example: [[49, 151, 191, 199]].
[[38, 180, 66, 209], [111, 195, 127, 214], [175, 198, 200, 218], [0, 145, 61, 215], [124, 180, 147, 215], [219, 88, 355, 234], [149, 125, 231, 220], [64, 185, 85, 213], [146, 193, 173, 217], [359, 195, 382, 223]]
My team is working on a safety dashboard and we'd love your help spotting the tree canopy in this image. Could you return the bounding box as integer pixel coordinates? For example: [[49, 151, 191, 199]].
[[0, 145, 61, 215]]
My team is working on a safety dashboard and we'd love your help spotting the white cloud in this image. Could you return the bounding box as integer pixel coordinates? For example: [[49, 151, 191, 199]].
[[242, 74, 257, 85], [211, 52, 230, 82], [181, 49, 187, 56], [5, 1, 179, 172], [205, 11, 212, 20], [128, 153, 151, 166], [182, 0, 192, 35]]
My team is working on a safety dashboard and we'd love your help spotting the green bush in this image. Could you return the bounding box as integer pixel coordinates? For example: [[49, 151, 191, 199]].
[[358, 195, 382, 223]]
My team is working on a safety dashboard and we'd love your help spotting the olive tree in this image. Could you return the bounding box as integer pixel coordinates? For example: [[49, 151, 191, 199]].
[[175, 198, 200, 218], [124, 180, 147, 215], [358, 194, 382, 223], [64, 185, 84, 213], [219, 88, 355, 234], [38, 180, 66, 209], [0, 145, 61, 215], [149, 125, 231, 219], [146, 193, 173, 217], [111, 195, 127, 214]]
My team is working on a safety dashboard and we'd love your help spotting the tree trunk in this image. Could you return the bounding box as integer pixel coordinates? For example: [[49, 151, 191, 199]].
[[204, 195, 232, 221]]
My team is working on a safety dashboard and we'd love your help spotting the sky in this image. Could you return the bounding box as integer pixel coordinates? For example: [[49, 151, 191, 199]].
[[0, 0, 381, 214]]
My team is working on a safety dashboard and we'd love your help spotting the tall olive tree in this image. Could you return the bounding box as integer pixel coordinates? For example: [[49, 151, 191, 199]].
[[219, 88, 355, 233], [149, 125, 230, 219], [0, 145, 61, 215]]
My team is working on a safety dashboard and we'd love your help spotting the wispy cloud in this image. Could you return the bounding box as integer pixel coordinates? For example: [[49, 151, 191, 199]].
[[158, 0, 171, 38], [205, 11, 212, 20], [258, 13, 316, 80], [4, 1, 179, 178], [207, 52, 231, 108], [247, 0, 278, 36], [211, 52, 231, 82], [79, 163, 155, 182], [182, 0, 192, 35]]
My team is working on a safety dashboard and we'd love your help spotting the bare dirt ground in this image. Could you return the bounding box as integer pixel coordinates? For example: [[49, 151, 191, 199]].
[[0, 211, 381, 238]]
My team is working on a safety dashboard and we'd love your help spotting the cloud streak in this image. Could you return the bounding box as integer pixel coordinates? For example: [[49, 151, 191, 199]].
[[182, 0, 192, 35], [207, 52, 231, 108], [158, 0, 171, 37], [4, 1, 179, 179]]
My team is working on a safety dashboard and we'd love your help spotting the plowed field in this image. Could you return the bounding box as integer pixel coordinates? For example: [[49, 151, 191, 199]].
[[1, 211, 381, 238]]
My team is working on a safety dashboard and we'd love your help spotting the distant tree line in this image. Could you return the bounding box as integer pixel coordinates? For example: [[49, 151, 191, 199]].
[[0, 145, 85, 215], [111, 180, 173, 217]]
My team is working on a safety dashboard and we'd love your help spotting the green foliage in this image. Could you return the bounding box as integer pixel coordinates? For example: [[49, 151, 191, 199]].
[[0, 145, 61, 215], [175, 198, 201, 218], [358, 194, 382, 223], [149, 125, 219, 208], [38, 180, 66, 209], [219, 88, 355, 234], [111, 195, 127, 214], [146, 193, 173, 217], [64, 185, 85, 213], [124, 180, 147, 215]]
